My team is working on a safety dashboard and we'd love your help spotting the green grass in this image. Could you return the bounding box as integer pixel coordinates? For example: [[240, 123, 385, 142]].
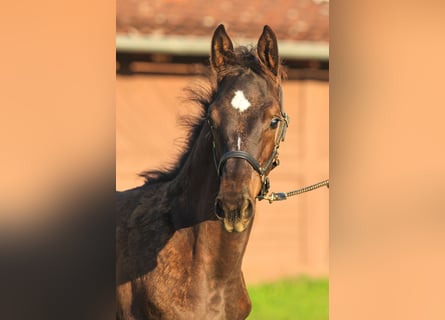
[[247, 277, 328, 320]]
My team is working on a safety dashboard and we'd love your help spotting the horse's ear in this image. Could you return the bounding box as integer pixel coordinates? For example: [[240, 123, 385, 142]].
[[210, 24, 234, 72], [257, 25, 279, 76]]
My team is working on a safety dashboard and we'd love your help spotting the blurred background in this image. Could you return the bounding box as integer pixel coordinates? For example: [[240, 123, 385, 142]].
[[3, 0, 444, 319], [116, 0, 329, 318]]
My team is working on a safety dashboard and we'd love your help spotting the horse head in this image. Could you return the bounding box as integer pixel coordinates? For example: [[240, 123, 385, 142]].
[[208, 25, 288, 232]]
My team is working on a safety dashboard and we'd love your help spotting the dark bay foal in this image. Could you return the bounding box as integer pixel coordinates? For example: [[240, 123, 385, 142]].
[[117, 24, 288, 319]]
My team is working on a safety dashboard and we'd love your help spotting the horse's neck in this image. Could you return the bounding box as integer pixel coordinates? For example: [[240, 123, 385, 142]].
[[169, 124, 219, 227], [169, 124, 253, 280], [194, 220, 253, 282]]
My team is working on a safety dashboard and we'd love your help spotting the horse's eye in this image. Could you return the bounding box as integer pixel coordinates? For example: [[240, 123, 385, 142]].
[[270, 118, 280, 129]]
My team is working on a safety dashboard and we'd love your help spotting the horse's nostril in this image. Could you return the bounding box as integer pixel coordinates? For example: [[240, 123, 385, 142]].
[[243, 198, 254, 219], [215, 198, 225, 220]]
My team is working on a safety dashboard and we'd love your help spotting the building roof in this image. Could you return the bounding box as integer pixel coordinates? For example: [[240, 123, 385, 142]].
[[116, 0, 329, 43]]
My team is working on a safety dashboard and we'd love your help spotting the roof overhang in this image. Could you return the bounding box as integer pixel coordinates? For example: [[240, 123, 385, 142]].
[[116, 34, 329, 61]]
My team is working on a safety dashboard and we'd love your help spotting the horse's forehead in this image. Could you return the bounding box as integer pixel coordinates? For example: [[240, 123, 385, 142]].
[[230, 73, 269, 94], [217, 78, 271, 134], [219, 75, 270, 109]]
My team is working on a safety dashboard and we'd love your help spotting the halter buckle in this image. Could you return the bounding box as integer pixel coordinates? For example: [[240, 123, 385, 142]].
[[272, 157, 280, 169]]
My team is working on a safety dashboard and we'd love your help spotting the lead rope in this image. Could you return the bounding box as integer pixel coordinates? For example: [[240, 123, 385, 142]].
[[261, 179, 329, 204]]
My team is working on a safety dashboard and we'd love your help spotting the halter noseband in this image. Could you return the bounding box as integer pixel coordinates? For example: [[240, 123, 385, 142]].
[[208, 86, 289, 200]]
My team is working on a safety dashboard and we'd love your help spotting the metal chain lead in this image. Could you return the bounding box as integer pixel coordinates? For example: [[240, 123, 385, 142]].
[[261, 179, 329, 204]]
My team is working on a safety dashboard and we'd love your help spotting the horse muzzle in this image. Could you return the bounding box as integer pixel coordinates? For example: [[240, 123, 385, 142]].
[[214, 193, 254, 233]]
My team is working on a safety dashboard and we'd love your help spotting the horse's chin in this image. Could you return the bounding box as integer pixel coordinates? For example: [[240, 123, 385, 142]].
[[223, 218, 251, 233]]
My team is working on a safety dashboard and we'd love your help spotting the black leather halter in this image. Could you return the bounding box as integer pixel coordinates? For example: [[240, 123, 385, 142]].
[[208, 86, 289, 200]]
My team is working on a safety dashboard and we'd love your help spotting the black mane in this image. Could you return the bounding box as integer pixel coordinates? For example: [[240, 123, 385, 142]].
[[139, 46, 284, 185], [138, 78, 213, 184]]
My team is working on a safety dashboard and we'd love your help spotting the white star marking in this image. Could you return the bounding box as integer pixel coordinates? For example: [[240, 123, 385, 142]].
[[231, 90, 251, 112]]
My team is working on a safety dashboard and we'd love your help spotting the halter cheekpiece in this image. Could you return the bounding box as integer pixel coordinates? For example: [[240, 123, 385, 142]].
[[208, 86, 289, 200]]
